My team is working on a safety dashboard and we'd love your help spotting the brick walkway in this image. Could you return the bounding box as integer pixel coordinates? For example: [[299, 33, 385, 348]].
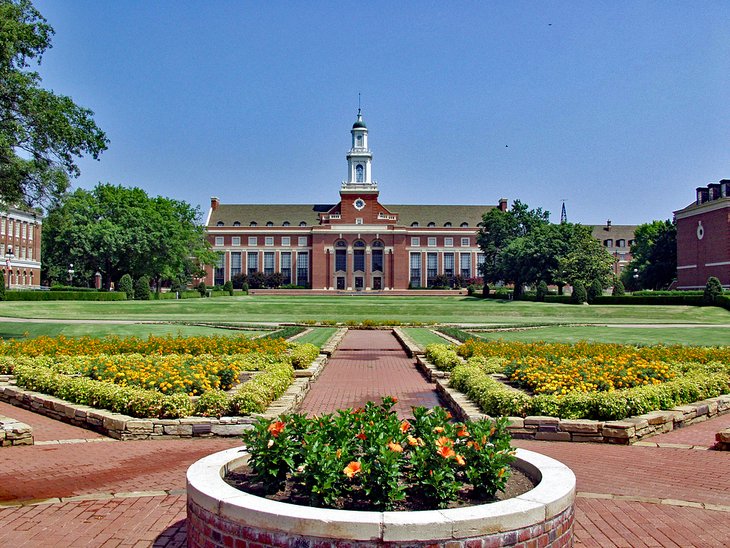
[[0, 329, 728, 547]]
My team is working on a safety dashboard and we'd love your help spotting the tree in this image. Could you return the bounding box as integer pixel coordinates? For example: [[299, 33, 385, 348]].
[[0, 270, 4, 300], [536, 280, 548, 302], [612, 279, 625, 297], [118, 273, 133, 300], [621, 220, 677, 291], [587, 279, 603, 303], [571, 281, 587, 304], [41, 184, 216, 288], [133, 275, 150, 300], [559, 230, 615, 289], [703, 277, 723, 305], [0, 0, 108, 207]]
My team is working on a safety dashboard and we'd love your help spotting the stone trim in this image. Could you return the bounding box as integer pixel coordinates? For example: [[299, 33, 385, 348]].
[[186, 447, 575, 547], [0, 414, 33, 447], [716, 427, 730, 451], [391, 327, 420, 358], [437, 378, 730, 445]]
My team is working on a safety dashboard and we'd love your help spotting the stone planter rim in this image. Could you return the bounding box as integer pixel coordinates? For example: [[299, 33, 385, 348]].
[[187, 446, 575, 542]]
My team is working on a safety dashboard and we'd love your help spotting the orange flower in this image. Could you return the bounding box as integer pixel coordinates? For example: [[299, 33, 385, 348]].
[[455, 454, 466, 466], [336, 448, 342, 458], [388, 441, 403, 453], [400, 420, 411, 433], [445, 412, 452, 420], [267, 421, 285, 438], [457, 427, 470, 438], [356, 432, 367, 441], [407, 435, 424, 447], [433, 426, 444, 433], [343, 461, 361, 478], [437, 445, 455, 459], [435, 436, 452, 448]]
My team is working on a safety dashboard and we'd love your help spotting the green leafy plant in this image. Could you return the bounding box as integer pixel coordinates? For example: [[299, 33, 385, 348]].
[[118, 274, 133, 300], [703, 276, 724, 305]]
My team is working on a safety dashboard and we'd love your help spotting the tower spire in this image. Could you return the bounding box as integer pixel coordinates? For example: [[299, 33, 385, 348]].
[[560, 200, 567, 224]]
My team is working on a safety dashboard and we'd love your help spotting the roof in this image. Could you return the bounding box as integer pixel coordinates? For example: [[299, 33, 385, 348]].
[[589, 224, 637, 242], [208, 203, 497, 228]]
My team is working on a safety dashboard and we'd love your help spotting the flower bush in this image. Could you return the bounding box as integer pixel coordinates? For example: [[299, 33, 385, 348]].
[[424, 344, 462, 372], [242, 397, 515, 510], [288, 343, 319, 370]]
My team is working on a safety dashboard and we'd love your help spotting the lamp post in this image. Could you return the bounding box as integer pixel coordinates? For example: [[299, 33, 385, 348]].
[[633, 268, 639, 291], [68, 263, 75, 286], [4, 247, 14, 289]]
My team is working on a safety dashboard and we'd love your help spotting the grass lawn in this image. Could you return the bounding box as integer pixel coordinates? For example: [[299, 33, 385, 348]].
[[0, 295, 728, 325], [0, 321, 271, 340], [468, 326, 730, 346], [293, 327, 338, 347], [402, 328, 453, 348]]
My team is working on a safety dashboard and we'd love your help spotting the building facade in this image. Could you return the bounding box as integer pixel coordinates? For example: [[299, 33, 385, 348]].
[[204, 112, 504, 290], [590, 221, 636, 277], [0, 207, 42, 289], [675, 180, 730, 289]]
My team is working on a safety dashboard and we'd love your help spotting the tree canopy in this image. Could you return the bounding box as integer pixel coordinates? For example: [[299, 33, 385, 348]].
[[621, 220, 677, 290], [41, 184, 217, 289], [0, 0, 108, 207]]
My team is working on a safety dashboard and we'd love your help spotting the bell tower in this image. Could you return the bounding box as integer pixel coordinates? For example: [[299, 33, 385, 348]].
[[342, 109, 376, 192]]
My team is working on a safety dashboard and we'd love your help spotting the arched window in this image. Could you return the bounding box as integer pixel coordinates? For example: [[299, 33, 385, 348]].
[[411, 222, 419, 227], [371, 240, 384, 248], [427, 222, 436, 228], [299, 221, 307, 227], [353, 240, 366, 248], [444, 222, 452, 227], [460, 222, 469, 228], [233, 221, 241, 227], [250, 221, 258, 227], [216, 221, 224, 227], [283, 221, 290, 227], [266, 221, 274, 227], [356, 164, 364, 182], [335, 240, 347, 247]]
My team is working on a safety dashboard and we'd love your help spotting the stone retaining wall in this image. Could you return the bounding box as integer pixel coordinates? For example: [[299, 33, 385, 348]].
[[0, 415, 33, 447], [0, 354, 329, 441], [716, 428, 730, 451]]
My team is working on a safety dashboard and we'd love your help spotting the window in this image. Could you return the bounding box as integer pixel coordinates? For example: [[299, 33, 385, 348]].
[[233, 221, 241, 227], [20, 246, 25, 259], [214, 254, 225, 286], [216, 221, 224, 227], [444, 253, 454, 277], [281, 252, 292, 284], [427, 253, 438, 285], [248, 236, 257, 246], [283, 221, 290, 227], [266, 221, 274, 227], [282, 236, 291, 246], [214, 236, 224, 247], [354, 249, 365, 272], [247, 252, 258, 275], [297, 251, 309, 286], [28, 224, 33, 240], [372, 240, 383, 248], [444, 222, 452, 228], [250, 221, 257, 227], [409, 253, 422, 288], [298, 236, 307, 247], [335, 249, 347, 271], [231, 252, 242, 278], [265, 236, 274, 247], [411, 237, 420, 247], [460, 222, 469, 228], [356, 164, 364, 182], [356, 218, 363, 225], [477, 253, 485, 276], [372, 248, 383, 272], [461, 237, 470, 247], [28, 248, 32, 261], [264, 252, 275, 275], [427, 222, 436, 228], [353, 241, 365, 248], [15, 222, 20, 236], [427, 237, 437, 247], [336, 240, 347, 247], [460, 253, 471, 278], [1, 218, 4, 235], [604, 239, 613, 247], [444, 237, 453, 247], [616, 239, 626, 248], [21, 224, 26, 238], [299, 221, 307, 227], [232, 236, 241, 246], [411, 222, 419, 227]]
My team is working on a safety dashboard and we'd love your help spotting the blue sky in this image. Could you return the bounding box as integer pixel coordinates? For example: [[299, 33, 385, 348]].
[[32, 1, 730, 225]]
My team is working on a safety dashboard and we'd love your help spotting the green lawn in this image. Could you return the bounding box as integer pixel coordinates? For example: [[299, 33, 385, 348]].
[[293, 327, 338, 347], [469, 326, 730, 346], [0, 321, 270, 340], [402, 328, 453, 348], [0, 295, 728, 325]]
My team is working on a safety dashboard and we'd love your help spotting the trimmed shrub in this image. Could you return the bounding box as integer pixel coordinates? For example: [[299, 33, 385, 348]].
[[571, 281, 587, 304], [587, 279, 603, 303], [196, 281, 207, 297], [703, 276, 724, 305], [612, 279, 625, 297], [227, 362, 294, 415], [134, 276, 151, 300], [424, 344, 462, 372], [288, 343, 319, 370], [223, 280, 234, 296], [535, 280, 548, 302], [194, 389, 230, 418], [4, 291, 126, 301], [0, 271, 5, 301], [118, 274, 134, 300], [482, 284, 489, 297], [248, 271, 267, 289]]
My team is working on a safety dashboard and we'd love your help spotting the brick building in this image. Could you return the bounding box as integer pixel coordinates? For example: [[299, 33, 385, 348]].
[[675, 180, 730, 289], [591, 221, 636, 277], [204, 111, 503, 290], [0, 207, 42, 289]]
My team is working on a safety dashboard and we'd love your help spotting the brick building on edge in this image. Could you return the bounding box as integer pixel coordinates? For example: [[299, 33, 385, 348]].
[[203, 111, 504, 290], [675, 179, 730, 289]]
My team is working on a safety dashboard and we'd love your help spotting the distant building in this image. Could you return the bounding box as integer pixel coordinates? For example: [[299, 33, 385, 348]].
[[204, 112, 504, 290], [590, 221, 636, 277], [674, 180, 730, 289], [0, 207, 42, 289]]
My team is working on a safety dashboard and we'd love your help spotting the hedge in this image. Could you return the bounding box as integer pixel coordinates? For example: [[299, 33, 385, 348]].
[[449, 361, 729, 421], [289, 343, 319, 369], [592, 295, 705, 306], [424, 344, 462, 371], [4, 291, 127, 301]]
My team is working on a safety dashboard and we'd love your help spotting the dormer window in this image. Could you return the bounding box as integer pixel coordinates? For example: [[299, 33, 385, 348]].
[[411, 222, 419, 227], [250, 221, 257, 227], [299, 221, 307, 227], [460, 222, 469, 228], [266, 221, 274, 227], [444, 222, 452, 228], [216, 221, 224, 227], [427, 222, 436, 227], [233, 221, 241, 227], [283, 221, 290, 227]]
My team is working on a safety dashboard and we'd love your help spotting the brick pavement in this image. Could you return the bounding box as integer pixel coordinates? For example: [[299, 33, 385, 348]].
[[640, 411, 730, 448], [0, 400, 108, 443], [0, 329, 727, 547]]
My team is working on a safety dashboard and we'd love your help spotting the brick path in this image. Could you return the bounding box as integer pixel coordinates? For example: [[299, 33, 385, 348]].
[[0, 329, 728, 546]]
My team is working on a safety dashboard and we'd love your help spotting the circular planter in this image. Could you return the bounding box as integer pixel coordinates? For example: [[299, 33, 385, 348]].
[[187, 447, 575, 547]]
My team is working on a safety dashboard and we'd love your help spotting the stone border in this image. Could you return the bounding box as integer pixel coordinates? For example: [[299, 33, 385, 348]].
[[0, 414, 33, 447], [186, 447, 575, 547], [716, 427, 730, 451], [437, 375, 730, 445]]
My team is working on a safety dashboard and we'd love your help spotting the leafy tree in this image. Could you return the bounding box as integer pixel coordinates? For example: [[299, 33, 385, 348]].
[[0, 0, 108, 207], [481, 283, 489, 297], [621, 220, 677, 291], [231, 273, 247, 290], [118, 273, 133, 300], [265, 272, 284, 289], [612, 279, 625, 297], [248, 271, 266, 289], [0, 270, 4, 300], [222, 280, 233, 296], [571, 281, 587, 304], [41, 184, 216, 288], [133, 275, 150, 300], [196, 280, 207, 297], [559, 230, 615, 289], [703, 276, 723, 305], [536, 280, 548, 302], [587, 279, 603, 303]]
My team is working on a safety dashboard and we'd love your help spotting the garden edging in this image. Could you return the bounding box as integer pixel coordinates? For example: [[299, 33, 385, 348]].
[[0, 413, 33, 447]]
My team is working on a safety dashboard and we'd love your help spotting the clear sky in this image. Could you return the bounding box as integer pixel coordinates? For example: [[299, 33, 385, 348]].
[[32, 1, 730, 225]]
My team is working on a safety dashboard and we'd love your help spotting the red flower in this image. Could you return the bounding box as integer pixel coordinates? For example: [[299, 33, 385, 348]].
[[267, 421, 285, 438], [437, 445, 455, 459], [400, 420, 411, 433], [343, 461, 361, 478], [457, 427, 470, 438], [356, 432, 367, 441]]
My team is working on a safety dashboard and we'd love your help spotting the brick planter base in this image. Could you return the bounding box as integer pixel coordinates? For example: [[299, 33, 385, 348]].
[[186, 447, 575, 547]]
